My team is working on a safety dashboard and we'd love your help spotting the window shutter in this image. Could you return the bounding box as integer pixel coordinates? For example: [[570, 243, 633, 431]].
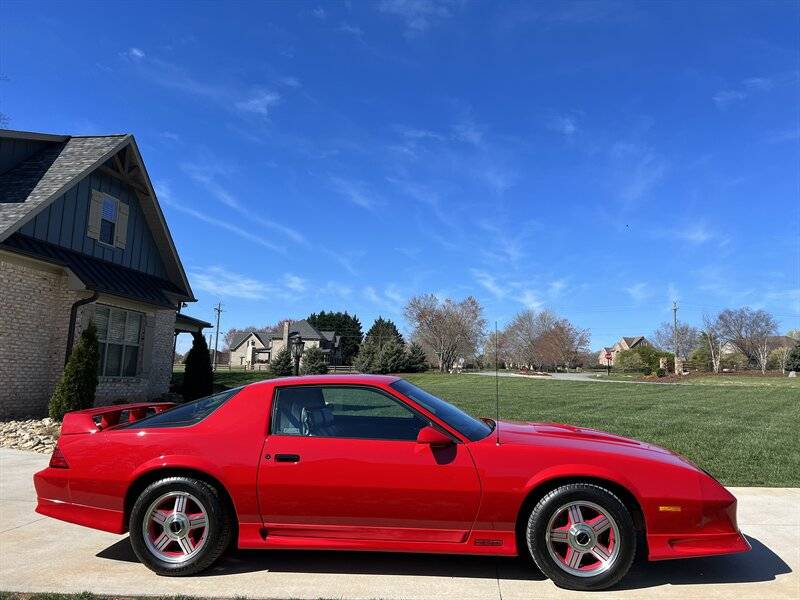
[[115, 201, 129, 249], [87, 191, 103, 240]]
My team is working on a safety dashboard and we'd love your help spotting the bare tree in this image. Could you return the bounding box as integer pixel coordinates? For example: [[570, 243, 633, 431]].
[[537, 320, 591, 369], [505, 309, 559, 369], [716, 308, 778, 373], [404, 294, 486, 372], [702, 313, 723, 373], [652, 320, 700, 359]]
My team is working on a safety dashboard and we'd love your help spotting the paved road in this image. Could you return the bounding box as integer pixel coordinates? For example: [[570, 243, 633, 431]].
[[471, 371, 677, 384], [1, 448, 797, 599]]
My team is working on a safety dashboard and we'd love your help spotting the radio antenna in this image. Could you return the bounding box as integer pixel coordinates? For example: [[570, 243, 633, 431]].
[[495, 320, 500, 446]]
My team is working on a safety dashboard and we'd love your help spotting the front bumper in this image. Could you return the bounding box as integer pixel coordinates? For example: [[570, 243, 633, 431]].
[[647, 471, 751, 560]]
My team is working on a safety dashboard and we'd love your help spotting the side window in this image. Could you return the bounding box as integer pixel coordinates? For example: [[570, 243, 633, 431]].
[[99, 196, 117, 245], [271, 386, 428, 441]]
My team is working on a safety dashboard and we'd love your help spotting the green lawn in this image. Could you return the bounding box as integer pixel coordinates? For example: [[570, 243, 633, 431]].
[[403, 373, 800, 488], [189, 369, 799, 487]]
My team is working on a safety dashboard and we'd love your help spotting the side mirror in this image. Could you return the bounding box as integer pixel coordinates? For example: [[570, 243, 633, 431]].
[[416, 425, 453, 447]]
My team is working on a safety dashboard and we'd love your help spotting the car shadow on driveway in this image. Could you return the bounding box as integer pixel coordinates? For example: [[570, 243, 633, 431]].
[[97, 535, 789, 589]]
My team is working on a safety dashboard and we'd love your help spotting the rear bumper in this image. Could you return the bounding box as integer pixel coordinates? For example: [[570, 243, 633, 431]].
[[34, 468, 125, 534]]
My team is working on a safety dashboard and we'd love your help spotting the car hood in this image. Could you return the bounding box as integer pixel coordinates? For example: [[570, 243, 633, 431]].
[[495, 419, 693, 464]]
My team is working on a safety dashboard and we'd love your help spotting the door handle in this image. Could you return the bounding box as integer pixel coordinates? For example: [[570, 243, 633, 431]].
[[275, 453, 301, 463]]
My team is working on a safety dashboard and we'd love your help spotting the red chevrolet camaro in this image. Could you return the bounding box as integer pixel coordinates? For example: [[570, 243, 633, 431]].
[[34, 375, 749, 591]]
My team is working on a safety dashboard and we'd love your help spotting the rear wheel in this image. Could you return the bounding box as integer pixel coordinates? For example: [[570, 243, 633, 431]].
[[129, 476, 232, 576], [525, 483, 636, 591]]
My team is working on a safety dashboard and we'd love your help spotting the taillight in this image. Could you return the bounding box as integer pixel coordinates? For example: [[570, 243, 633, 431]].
[[49, 446, 69, 469]]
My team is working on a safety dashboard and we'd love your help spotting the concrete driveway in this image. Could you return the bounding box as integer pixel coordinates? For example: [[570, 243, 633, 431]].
[[1, 448, 797, 599]]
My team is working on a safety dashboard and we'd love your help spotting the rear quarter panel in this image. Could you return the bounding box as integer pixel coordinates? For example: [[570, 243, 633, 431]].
[[58, 383, 273, 529]]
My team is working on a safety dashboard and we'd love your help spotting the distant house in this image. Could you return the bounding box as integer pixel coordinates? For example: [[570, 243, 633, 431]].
[[598, 336, 652, 366], [229, 320, 341, 369], [720, 335, 798, 356], [0, 129, 205, 419]]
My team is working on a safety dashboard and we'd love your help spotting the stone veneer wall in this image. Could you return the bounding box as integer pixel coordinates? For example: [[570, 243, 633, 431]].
[[1, 258, 177, 418], [0, 259, 79, 419]]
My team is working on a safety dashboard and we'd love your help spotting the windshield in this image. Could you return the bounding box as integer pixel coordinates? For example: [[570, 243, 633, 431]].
[[390, 379, 492, 442]]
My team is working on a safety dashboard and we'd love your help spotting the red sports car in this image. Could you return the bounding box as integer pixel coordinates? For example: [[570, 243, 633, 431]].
[[34, 375, 749, 591]]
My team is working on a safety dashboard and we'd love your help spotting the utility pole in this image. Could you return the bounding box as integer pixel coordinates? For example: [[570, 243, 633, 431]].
[[213, 302, 223, 371], [672, 300, 679, 374]]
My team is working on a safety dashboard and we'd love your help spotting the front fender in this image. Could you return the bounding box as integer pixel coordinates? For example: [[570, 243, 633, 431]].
[[523, 462, 643, 499]]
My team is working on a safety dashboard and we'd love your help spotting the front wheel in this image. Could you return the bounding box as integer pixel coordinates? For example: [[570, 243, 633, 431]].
[[129, 476, 232, 576], [525, 483, 636, 591]]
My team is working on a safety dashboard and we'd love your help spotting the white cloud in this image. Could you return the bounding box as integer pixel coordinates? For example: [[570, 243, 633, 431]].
[[156, 181, 285, 253], [235, 91, 281, 116], [279, 76, 301, 88], [625, 282, 651, 303], [712, 89, 746, 109], [548, 279, 567, 297], [181, 163, 306, 245], [283, 274, 307, 293], [312, 6, 326, 19], [190, 267, 271, 299], [364, 284, 404, 313], [517, 289, 543, 310], [713, 76, 774, 109], [123, 47, 145, 61], [330, 176, 376, 209], [549, 115, 578, 136], [338, 22, 364, 37], [452, 118, 484, 146], [473, 270, 506, 299], [378, 0, 455, 35], [611, 142, 667, 204]]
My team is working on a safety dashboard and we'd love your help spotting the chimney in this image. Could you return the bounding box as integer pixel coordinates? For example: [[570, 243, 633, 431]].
[[282, 321, 290, 348]]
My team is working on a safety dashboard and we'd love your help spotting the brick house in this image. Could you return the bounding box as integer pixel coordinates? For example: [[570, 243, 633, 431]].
[[0, 129, 204, 419], [598, 336, 652, 366], [229, 320, 341, 369]]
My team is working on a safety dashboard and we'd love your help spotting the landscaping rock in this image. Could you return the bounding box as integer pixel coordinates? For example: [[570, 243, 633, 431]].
[[0, 418, 60, 453]]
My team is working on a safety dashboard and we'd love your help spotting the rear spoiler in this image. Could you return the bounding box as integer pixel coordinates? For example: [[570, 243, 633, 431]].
[[60, 402, 175, 435]]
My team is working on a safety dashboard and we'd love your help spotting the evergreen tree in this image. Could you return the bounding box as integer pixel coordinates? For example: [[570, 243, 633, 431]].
[[353, 339, 379, 373], [405, 342, 428, 373], [786, 342, 800, 372], [307, 311, 363, 364], [301, 346, 328, 375], [364, 316, 404, 349], [269, 347, 295, 376], [376, 339, 408, 374], [49, 322, 100, 420], [183, 333, 213, 401]]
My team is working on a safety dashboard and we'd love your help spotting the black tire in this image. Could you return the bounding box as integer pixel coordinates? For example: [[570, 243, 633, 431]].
[[129, 476, 232, 576], [525, 483, 636, 591]]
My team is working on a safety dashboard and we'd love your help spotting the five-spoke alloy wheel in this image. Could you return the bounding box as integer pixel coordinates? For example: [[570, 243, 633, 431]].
[[130, 477, 232, 576], [526, 483, 636, 591]]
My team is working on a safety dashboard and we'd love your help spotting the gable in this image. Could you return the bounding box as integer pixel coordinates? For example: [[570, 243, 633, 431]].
[[0, 130, 192, 299], [16, 158, 167, 278]]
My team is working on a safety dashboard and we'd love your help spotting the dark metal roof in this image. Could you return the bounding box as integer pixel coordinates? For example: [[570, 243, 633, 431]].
[[175, 313, 212, 332], [1, 233, 182, 308]]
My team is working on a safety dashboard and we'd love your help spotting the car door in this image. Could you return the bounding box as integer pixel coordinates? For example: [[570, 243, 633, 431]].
[[258, 384, 482, 543]]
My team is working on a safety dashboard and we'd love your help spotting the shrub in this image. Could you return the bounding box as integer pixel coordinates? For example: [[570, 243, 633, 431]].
[[405, 343, 428, 373], [786, 343, 800, 372], [353, 340, 379, 373], [656, 368, 666, 377], [49, 322, 100, 420], [301, 346, 328, 375], [720, 352, 748, 371], [615, 350, 646, 373], [376, 340, 408, 374], [183, 333, 213, 401], [269, 347, 294, 376]]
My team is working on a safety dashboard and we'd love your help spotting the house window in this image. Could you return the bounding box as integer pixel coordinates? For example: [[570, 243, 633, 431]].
[[99, 196, 117, 245], [94, 305, 143, 377]]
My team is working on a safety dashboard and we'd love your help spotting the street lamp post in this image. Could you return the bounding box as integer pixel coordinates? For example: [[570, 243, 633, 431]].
[[291, 336, 305, 376]]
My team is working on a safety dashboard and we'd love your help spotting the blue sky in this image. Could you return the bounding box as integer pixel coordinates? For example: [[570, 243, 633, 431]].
[[2, 0, 799, 352]]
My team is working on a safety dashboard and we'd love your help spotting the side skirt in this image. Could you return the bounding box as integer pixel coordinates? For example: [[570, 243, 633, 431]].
[[237, 523, 517, 556]]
